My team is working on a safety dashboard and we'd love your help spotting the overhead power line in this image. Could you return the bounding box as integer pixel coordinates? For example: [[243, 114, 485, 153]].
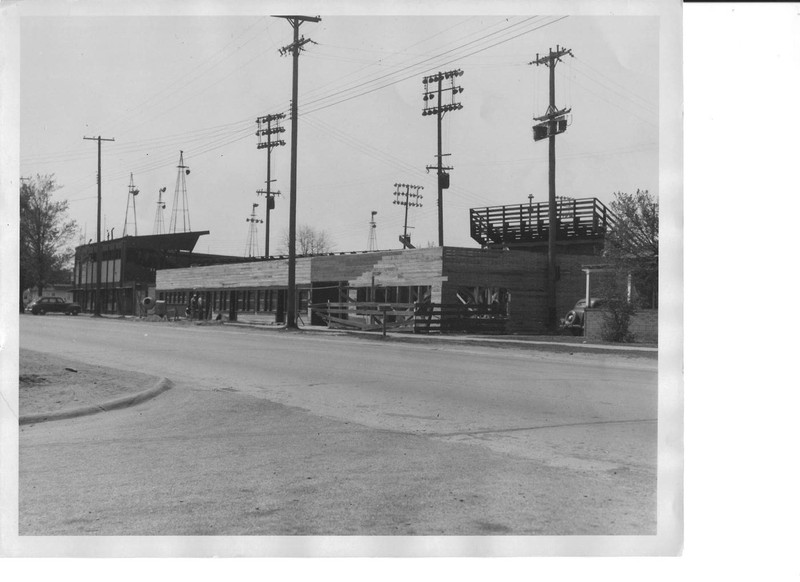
[[297, 16, 569, 117]]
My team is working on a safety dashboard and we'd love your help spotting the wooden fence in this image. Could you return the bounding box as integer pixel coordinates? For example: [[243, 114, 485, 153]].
[[310, 302, 508, 335]]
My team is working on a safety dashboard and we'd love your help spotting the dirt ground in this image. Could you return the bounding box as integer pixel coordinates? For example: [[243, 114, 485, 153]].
[[19, 349, 161, 416]]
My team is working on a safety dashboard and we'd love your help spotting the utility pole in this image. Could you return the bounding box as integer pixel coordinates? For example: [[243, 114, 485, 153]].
[[83, 135, 114, 317], [256, 112, 286, 258], [245, 202, 264, 257], [422, 69, 464, 247], [393, 183, 423, 249], [275, 14, 321, 329], [123, 173, 140, 237], [530, 45, 573, 331]]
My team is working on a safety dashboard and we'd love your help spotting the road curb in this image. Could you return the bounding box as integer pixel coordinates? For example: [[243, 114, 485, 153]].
[[19, 378, 174, 426]]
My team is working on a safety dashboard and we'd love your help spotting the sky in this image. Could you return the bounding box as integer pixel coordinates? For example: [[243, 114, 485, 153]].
[[17, 4, 660, 258]]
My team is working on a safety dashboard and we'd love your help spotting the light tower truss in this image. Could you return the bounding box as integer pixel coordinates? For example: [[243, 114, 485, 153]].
[[368, 210, 378, 251], [168, 150, 191, 234], [122, 173, 139, 237], [245, 202, 264, 258], [153, 186, 167, 235]]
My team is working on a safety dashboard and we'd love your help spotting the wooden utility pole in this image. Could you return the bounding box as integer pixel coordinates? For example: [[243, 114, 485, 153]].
[[530, 46, 573, 331], [83, 135, 114, 317], [275, 14, 321, 329]]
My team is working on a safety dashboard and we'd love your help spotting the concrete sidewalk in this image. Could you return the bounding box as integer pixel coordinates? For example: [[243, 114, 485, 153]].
[[222, 317, 658, 354]]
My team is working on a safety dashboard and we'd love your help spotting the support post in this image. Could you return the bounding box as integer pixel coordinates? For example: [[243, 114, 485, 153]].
[[83, 135, 114, 317]]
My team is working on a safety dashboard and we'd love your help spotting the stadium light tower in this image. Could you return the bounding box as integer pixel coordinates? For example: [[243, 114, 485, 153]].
[[256, 112, 286, 258], [245, 202, 264, 258], [393, 183, 423, 249], [422, 68, 463, 247]]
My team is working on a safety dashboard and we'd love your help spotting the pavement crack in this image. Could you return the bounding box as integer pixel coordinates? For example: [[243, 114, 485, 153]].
[[425, 418, 657, 438]]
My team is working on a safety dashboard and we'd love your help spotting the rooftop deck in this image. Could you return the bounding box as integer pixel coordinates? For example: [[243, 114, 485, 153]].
[[469, 197, 616, 249]]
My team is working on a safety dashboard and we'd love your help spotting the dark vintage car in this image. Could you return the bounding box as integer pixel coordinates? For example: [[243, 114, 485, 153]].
[[27, 296, 81, 316], [561, 297, 605, 335]]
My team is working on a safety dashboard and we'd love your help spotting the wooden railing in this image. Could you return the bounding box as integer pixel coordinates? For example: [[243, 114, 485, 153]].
[[310, 302, 508, 335], [469, 197, 616, 247], [309, 302, 416, 332]]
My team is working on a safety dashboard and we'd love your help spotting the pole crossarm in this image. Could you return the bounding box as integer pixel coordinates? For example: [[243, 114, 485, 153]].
[[422, 69, 464, 118], [426, 164, 453, 173], [533, 106, 572, 122], [278, 37, 317, 56], [273, 15, 321, 24], [529, 45, 573, 67]]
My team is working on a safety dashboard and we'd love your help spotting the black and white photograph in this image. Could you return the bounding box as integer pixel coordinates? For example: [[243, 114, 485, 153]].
[[1, 0, 686, 564]]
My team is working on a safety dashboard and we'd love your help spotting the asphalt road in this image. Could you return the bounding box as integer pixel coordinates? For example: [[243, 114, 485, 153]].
[[18, 315, 658, 537]]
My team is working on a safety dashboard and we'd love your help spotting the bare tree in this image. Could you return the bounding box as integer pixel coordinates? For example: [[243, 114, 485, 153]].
[[280, 224, 335, 256], [20, 174, 78, 309]]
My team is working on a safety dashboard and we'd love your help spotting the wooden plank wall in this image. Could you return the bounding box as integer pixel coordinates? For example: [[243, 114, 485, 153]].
[[441, 247, 600, 333], [346, 248, 445, 302], [156, 248, 445, 294], [156, 257, 313, 290]]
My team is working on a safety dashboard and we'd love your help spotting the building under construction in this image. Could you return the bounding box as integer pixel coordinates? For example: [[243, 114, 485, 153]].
[[152, 197, 616, 334]]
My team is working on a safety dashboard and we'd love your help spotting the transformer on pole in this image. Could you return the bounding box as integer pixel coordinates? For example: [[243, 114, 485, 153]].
[[530, 45, 573, 331]]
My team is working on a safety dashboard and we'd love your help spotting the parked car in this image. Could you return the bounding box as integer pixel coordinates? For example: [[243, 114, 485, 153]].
[[26, 297, 81, 316], [561, 297, 605, 335]]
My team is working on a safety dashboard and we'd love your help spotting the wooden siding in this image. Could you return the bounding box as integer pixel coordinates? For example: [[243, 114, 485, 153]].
[[156, 248, 444, 292], [345, 248, 444, 287], [441, 248, 601, 332], [156, 257, 313, 290]]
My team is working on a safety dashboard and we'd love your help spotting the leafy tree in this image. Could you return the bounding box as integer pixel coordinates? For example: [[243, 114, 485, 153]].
[[20, 174, 78, 309], [280, 224, 335, 255], [597, 189, 659, 341]]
